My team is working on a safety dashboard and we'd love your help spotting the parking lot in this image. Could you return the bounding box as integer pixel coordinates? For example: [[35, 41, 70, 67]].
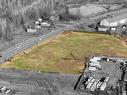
[[75, 56, 127, 95]]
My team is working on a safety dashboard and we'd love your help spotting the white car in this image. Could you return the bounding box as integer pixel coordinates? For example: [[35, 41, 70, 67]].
[[35, 25, 41, 29], [41, 22, 51, 27], [27, 28, 36, 33]]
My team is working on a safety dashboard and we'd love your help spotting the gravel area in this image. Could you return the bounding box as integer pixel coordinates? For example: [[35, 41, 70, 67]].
[[0, 69, 90, 95]]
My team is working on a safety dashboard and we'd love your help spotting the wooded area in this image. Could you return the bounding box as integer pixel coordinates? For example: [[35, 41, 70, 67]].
[[0, 0, 67, 41], [0, 0, 127, 41]]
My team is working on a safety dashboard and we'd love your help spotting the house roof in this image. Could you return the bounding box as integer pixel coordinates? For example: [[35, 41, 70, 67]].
[[105, 13, 127, 23], [25, 20, 36, 29]]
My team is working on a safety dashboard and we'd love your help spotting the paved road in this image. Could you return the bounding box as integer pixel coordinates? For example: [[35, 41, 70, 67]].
[[0, 21, 76, 53], [0, 7, 126, 95], [0, 8, 127, 53]]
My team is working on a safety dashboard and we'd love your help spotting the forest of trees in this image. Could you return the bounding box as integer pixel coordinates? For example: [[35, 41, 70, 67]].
[[0, 0, 67, 41], [0, 0, 127, 41]]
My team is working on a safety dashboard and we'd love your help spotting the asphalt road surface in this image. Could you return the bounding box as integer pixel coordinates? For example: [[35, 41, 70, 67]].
[[0, 8, 127, 53], [0, 8, 126, 95], [0, 21, 77, 53]]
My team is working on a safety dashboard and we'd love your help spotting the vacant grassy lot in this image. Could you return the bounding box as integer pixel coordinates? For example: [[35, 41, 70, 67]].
[[0, 32, 127, 74]]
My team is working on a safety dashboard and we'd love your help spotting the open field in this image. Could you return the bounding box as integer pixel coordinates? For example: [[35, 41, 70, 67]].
[[0, 32, 127, 74]]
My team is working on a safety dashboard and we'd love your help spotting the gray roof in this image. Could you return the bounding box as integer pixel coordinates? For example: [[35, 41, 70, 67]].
[[105, 13, 127, 23]]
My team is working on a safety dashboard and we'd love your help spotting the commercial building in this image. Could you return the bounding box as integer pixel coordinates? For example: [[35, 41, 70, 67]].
[[98, 13, 127, 32], [75, 56, 127, 95], [100, 14, 127, 27]]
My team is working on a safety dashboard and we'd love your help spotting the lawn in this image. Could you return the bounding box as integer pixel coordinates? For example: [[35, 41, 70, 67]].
[[0, 32, 127, 74]]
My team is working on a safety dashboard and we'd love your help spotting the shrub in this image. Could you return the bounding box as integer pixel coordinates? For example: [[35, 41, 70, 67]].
[[26, 7, 39, 20]]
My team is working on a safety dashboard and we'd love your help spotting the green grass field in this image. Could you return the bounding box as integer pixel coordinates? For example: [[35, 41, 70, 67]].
[[0, 32, 127, 74]]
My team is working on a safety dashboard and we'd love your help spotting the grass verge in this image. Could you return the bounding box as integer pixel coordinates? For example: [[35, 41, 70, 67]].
[[0, 32, 127, 74]]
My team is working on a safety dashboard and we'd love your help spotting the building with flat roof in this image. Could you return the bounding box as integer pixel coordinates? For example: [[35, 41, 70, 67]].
[[75, 56, 127, 95], [100, 14, 127, 27], [98, 13, 127, 32]]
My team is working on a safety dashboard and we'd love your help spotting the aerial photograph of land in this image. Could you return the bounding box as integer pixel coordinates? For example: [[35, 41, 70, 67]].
[[0, 0, 127, 95]]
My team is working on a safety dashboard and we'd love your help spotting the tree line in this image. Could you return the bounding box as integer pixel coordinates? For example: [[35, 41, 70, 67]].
[[0, 0, 67, 41]]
